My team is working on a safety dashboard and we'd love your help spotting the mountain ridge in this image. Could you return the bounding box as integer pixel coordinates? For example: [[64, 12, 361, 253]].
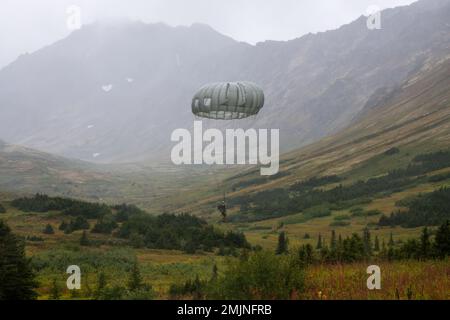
[[0, 0, 449, 164]]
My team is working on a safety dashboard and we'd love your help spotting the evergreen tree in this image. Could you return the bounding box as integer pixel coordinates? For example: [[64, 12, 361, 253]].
[[320, 244, 330, 261], [0, 220, 38, 300], [0, 203, 6, 213], [79, 230, 90, 246], [363, 227, 372, 257], [374, 235, 380, 252], [420, 227, 431, 259], [276, 231, 288, 254], [388, 233, 395, 247], [127, 260, 143, 291], [434, 220, 450, 258], [298, 244, 314, 265], [330, 230, 337, 250], [342, 234, 365, 262], [49, 278, 61, 300], [316, 233, 323, 250], [387, 235, 395, 262], [336, 234, 344, 261], [380, 239, 388, 259], [43, 224, 54, 235]]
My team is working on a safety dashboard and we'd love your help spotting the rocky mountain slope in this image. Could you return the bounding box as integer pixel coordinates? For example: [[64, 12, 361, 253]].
[[1, 0, 449, 163]]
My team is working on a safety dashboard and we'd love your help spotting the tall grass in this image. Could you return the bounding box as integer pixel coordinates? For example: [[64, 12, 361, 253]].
[[301, 259, 449, 300]]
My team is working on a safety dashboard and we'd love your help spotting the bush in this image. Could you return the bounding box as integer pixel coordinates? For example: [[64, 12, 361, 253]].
[[64, 216, 90, 233], [366, 210, 382, 216], [208, 251, 304, 299], [26, 235, 44, 242], [334, 214, 351, 221], [92, 216, 118, 234], [0, 203, 6, 213], [43, 224, 55, 235], [303, 206, 331, 219], [384, 147, 400, 156]]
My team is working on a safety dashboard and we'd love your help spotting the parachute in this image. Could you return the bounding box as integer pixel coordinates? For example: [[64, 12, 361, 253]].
[[191, 81, 265, 222], [191, 81, 264, 120]]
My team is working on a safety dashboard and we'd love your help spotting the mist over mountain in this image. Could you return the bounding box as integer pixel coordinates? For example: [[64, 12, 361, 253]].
[[0, 0, 449, 163]]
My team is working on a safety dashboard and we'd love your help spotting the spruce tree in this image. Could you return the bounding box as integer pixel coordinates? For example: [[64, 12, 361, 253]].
[[434, 220, 450, 258], [380, 239, 388, 259], [316, 233, 322, 249], [388, 233, 395, 247], [387, 234, 395, 261], [420, 227, 431, 259], [276, 231, 288, 254], [336, 234, 344, 261], [127, 260, 143, 291], [374, 235, 380, 252], [298, 244, 314, 265], [0, 220, 38, 300], [363, 227, 372, 257], [330, 230, 337, 250]]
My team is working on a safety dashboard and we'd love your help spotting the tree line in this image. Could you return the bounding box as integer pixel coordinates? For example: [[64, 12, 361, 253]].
[[10, 194, 251, 253], [227, 150, 450, 223], [378, 187, 450, 227], [11, 194, 110, 218], [275, 220, 450, 265]]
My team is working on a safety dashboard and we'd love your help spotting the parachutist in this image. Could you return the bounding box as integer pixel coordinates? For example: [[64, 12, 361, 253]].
[[217, 201, 227, 222]]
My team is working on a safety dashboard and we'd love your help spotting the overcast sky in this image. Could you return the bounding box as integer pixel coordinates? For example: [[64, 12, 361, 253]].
[[0, 0, 417, 69]]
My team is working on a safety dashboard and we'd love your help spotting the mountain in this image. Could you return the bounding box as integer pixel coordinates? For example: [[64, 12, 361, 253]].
[[187, 54, 450, 215], [0, 0, 449, 163], [0, 139, 108, 196]]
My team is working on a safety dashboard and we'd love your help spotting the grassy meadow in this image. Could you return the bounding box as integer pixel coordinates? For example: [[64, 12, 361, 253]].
[[1, 195, 449, 300]]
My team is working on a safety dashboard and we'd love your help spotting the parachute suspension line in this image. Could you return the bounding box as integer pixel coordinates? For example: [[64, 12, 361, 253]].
[[248, 110, 261, 128], [212, 169, 226, 203]]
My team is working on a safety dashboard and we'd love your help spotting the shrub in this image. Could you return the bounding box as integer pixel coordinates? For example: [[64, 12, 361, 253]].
[[384, 147, 400, 156], [208, 251, 304, 299], [334, 214, 351, 221], [366, 210, 382, 216], [43, 224, 55, 235]]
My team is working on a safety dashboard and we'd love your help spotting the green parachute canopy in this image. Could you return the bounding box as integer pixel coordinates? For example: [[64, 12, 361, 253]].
[[191, 81, 264, 120]]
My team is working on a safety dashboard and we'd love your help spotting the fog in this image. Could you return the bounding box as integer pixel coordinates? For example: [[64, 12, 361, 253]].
[[0, 0, 416, 68]]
